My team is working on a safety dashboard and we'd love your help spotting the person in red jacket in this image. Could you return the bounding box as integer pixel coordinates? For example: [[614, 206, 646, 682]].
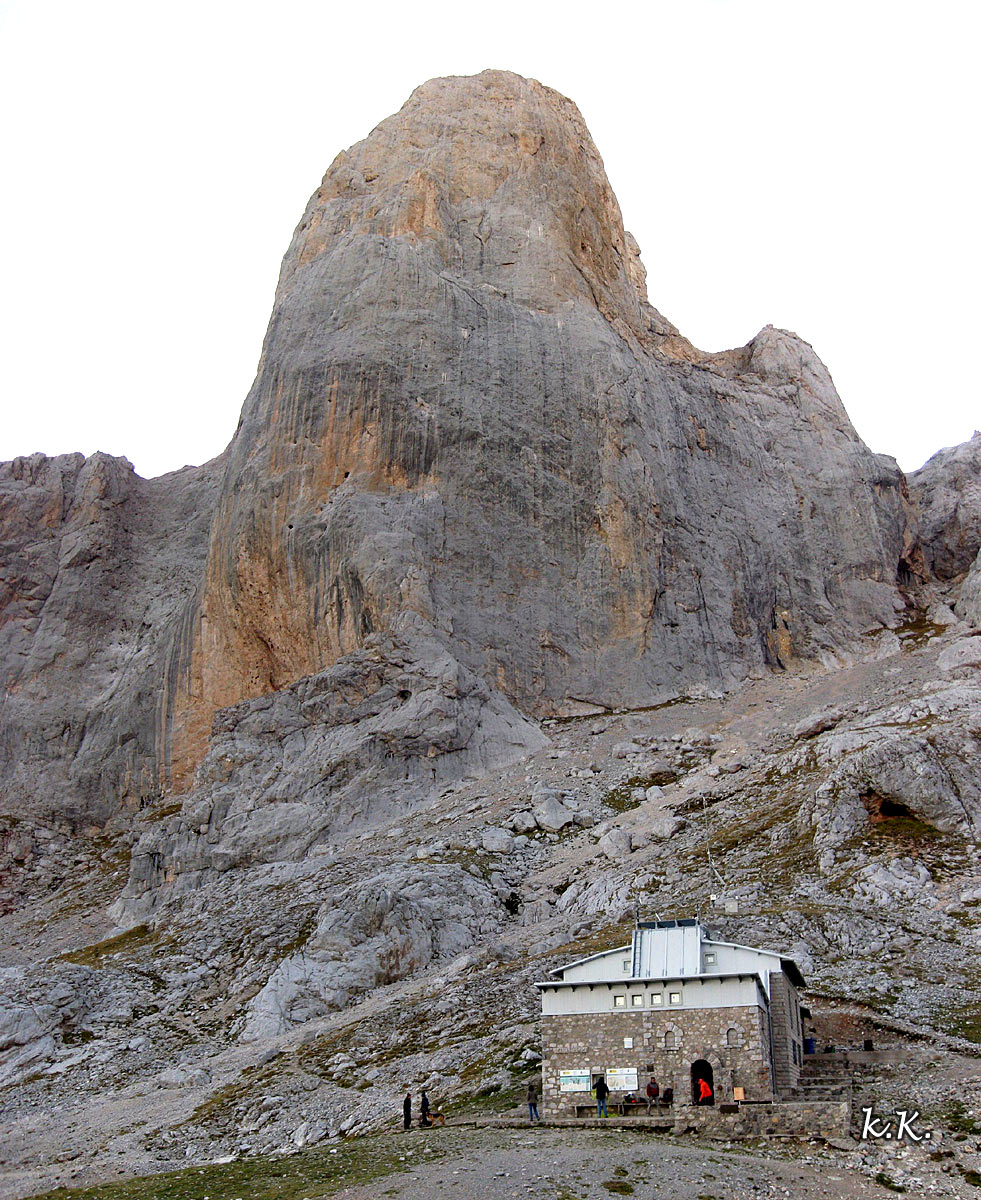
[[696, 1077, 713, 1105], [645, 1076, 660, 1113]]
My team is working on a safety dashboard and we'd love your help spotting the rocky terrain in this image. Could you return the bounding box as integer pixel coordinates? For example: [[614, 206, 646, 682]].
[[2, 70, 981, 1200]]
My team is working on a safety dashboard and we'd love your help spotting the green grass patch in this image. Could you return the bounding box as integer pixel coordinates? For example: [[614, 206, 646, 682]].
[[603, 773, 678, 815], [142, 802, 184, 824], [26, 1132, 442, 1200], [894, 615, 948, 650], [873, 1172, 906, 1192], [865, 815, 943, 844], [941, 1100, 981, 1135], [185, 1058, 283, 1126], [601, 1182, 634, 1195], [942, 1003, 981, 1043], [58, 924, 158, 967]]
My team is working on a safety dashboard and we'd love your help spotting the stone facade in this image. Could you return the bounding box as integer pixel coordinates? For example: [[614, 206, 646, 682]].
[[769, 971, 803, 1094], [542, 1004, 774, 1116]]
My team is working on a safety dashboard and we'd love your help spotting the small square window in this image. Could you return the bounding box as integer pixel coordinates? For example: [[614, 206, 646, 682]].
[[704, 953, 716, 965], [622, 960, 631, 972], [613, 994, 626, 1008], [650, 993, 663, 1006], [631, 994, 643, 1007], [668, 991, 682, 1005]]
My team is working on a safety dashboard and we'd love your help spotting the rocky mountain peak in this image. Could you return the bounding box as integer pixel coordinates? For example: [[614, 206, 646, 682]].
[[4, 72, 981, 1196], [281, 69, 653, 344], [1, 71, 922, 815]]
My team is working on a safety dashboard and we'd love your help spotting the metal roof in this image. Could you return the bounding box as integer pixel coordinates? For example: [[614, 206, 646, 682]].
[[547, 944, 631, 979], [534, 971, 770, 1004]]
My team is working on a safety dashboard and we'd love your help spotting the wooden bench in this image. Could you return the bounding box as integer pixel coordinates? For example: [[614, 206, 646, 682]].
[[573, 1101, 673, 1117]]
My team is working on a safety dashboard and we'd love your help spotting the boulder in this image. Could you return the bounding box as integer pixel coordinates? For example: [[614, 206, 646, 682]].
[[481, 827, 515, 854], [597, 828, 632, 859], [937, 636, 981, 676], [612, 742, 645, 759], [509, 811, 538, 834], [532, 795, 575, 832], [648, 814, 686, 840]]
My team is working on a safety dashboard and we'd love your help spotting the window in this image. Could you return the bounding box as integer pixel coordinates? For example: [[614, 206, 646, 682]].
[[668, 991, 682, 1005], [704, 952, 716, 965], [664, 1030, 678, 1050], [613, 994, 626, 1008], [649, 993, 663, 1006], [631, 994, 643, 1007], [622, 960, 631, 973], [726, 1027, 743, 1047]]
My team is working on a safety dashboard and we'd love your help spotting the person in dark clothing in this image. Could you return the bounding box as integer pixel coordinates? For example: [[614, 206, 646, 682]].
[[527, 1081, 540, 1122], [594, 1076, 610, 1118], [403, 1090, 412, 1130], [645, 1076, 660, 1114], [662, 1086, 674, 1106], [420, 1089, 431, 1126]]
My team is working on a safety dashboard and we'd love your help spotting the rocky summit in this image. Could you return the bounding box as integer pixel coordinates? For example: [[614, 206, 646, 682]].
[[2, 70, 981, 1200]]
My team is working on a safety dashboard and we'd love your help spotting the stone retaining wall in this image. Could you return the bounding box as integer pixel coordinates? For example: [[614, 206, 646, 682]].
[[674, 1100, 850, 1139]]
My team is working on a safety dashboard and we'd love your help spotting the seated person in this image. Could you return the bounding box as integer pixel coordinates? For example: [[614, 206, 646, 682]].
[[661, 1086, 674, 1106]]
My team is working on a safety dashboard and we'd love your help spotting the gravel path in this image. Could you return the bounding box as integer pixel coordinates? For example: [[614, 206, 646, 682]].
[[343, 1127, 893, 1200]]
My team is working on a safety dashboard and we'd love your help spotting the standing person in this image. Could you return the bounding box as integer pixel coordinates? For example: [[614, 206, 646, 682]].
[[594, 1075, 610, 1118], [696, 1077, 713, 1106], [527, 1080, 540, 1122], [645, 1076, 660, 1114], [420, 1089, 431, 1126], [403, 1090, 412, 1131]]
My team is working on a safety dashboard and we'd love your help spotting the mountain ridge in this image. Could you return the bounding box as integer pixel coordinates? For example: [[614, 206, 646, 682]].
[[2, 69, 981, 1199]]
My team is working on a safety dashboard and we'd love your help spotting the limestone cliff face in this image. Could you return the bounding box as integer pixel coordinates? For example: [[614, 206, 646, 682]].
[[2, 71, 920, 822], [909, 431, 981, 582], [164, 70, 913, 784], [0, 452, 223, 828]]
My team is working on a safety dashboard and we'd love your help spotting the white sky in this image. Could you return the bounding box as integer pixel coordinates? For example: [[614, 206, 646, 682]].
[[1, 0, 977, 479]]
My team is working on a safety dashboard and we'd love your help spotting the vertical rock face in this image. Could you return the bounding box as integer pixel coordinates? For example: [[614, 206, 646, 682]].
[[908, 431, 981, 581], [956, 552, 981, 623], [162, 69, 914, 785], [1, 71, 921, 825], [0, 453, 223, 828]]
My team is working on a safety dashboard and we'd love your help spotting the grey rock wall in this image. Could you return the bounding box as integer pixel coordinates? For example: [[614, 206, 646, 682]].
[[165, 70, 917, 786], [1, 70, 922, 834], [956, 550, 981, 623], [0, 451, 223, 830], [908, 431, 981, 581]]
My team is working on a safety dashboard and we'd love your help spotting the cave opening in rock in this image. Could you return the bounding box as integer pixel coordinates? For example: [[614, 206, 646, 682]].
[[860, 789, 916, 821]]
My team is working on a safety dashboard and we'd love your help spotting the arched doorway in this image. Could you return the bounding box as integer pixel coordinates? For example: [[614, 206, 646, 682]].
[[691, 1059, 714, 1106]]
